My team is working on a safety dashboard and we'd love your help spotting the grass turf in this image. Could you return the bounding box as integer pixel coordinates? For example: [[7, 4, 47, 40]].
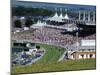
[[12, 59, 96, 74], [35, 43, 66, 63]]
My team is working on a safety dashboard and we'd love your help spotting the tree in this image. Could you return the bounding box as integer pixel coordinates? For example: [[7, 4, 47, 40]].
[[14, 20, 22, 28], [25, 19, 33, 27], [36, 45, 40, 50]]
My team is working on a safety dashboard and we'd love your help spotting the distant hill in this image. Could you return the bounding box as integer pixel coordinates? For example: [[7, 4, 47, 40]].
[[11, 0, 96, 11]]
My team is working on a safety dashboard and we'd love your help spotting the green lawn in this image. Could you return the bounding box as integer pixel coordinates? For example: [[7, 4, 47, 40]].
[[12, 59, 96, 74], [35, 43, 66, 63]]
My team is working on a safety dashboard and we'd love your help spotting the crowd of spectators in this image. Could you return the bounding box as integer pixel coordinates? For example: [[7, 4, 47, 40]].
[[12, 27, 96, 47]]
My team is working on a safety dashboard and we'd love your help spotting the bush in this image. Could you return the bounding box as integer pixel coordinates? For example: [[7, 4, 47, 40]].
[[36, 45, 40, 49], [25, 18, 33, 27], [14, 20, 22, 28]]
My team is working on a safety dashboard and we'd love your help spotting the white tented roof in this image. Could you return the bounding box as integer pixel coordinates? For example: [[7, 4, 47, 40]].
[[64, 9, 69, 19], [46, 13, 63, 22], [81, 40, 95, 46], [59, 13, 63, 19], [53, 12, 58, 17], [46, 12, 69, 22], [46, 17, 64, 22], [64, 13, 69, 19], [31, 21, 46, 29]]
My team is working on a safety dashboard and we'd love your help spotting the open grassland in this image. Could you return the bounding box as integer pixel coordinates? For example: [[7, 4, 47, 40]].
[[12, 59, 96, 74]]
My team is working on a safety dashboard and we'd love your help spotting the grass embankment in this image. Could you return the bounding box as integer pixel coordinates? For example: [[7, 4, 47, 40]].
[[12, 59, 96, 74]]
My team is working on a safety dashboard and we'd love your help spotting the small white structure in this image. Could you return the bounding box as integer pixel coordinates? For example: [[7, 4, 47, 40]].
[[20, 16, 25, 20], [29, 48, 37, 52], [25, 48, 38, 56], [23, 27, 29, 30], [26, 43, 31, 47], [16, 30, 20, 32], [29, 48, 38, 55], [14, 28, 22, 33]]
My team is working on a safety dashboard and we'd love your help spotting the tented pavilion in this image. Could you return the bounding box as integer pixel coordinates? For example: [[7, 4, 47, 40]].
[[45, 8, 69, 25]]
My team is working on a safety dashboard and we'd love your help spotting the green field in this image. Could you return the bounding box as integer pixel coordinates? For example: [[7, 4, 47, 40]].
[[12, 59, 96, 74], [35, 43, 66, 63], [11, 43, 96, 75]]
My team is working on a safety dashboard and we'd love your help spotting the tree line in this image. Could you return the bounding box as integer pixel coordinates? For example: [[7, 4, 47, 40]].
[[14, 18, 35, 28], [12, 6, 54, 16]]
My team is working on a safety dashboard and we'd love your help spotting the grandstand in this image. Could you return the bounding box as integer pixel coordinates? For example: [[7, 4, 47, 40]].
[[67, 40, 95, 60]]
